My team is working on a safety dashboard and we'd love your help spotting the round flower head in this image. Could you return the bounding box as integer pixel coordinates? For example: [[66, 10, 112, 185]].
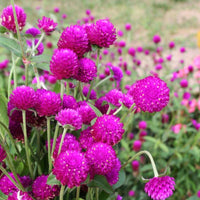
[[32, 175, 60, 200], [131, 76, 170, 113], [53, 133, 81, 160], [0, 172, 19, 195], [105, 157, 121, 185], [27, 39, 44, 55], [197, 190, 200, 198], [77, 102, 96, 125], [121, 94, 134, 109], [0, 144, 6, 162], [63, 94, 78, 109], [132, 160, 139, 171], [105, 89, 124, 108], [91, 115, 124, 146], [86, 142, 117, 176], [0, 59, 9, 70], [37, 16, 57, 34], [153, 35, 161, 44], [180, 79, 188, 88], [55, 109, 82, 130], [53, 151, 89, 188], [116, 195, 123, 200], [128, 47, 136, 57], [133, 140, 142, 151], [74, 58, 97, 83], [95, 96, 109, 114], [82, 85, 97, 100], [138, 121, 147, 129], [169, 41, 175, 49], [9, 86, 36, 110], [128, 190, 135, 197], [50, 48, 78, 80], [1, 5, 26, 33], [111, 65, 123, 82], [57, 25, 90, 58], [25, 27, 41, 37], [35, 89, 62, 117], [7, 191, 33, 200], [79, 127, 96, 150], [125, 23, 131, 31], [144, 176, 175, 200], [20, 175, 32, 188], [85, 19, 116, 48]]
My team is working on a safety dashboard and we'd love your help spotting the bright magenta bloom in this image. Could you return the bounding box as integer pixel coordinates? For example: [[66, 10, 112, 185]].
[[37, 16, 57, 34]]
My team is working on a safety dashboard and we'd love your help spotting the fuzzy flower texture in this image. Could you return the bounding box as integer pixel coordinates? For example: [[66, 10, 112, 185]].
[[145, 176, 175, 200]]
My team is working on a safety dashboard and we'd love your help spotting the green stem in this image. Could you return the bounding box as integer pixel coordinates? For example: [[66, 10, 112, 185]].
[[121, 150, 159, 177], [11, 53, 17, 88], [25, 63, 29, 86], [33, 66, 41, 88], [11, 0, 25, 57], [31, 32, 45, 54], [94, 74, 112, 89], [66, 80, 69, 95], [0, 165, 24, 191], [59, 185, 65, 200], [66, 187, 70, 200], [76, 186, 80, 200], [51, 122, 60, 160], [120, 103, 135, 123], [95, 188, 99, 200], [113, 105, 123, 115], [47, 117, 52, 172], [22, 110, 33, 179], [8, 59, 14, 97], [58, 128, 68, 155]]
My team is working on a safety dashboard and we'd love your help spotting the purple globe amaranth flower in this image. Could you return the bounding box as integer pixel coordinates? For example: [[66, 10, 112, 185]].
[[132, 160, 139, 171], [27, 38, 44, 55], [197, 190, 200, 198], [25, 27, 41, 37], [9, 86, 36, 110], [0, 144, 6, 162], [74, 57, 97, 83], [121, 94, 134, 109], [105, 89, 124, 108], [117, 30, 123, 37], [7, 191, 33, 200], [50, 49, 78, 80], [53, 133, 81, 160], [128, 190, 135, 197], [91, 115, 124, 146], [138, 121, 147, 129], [82, 85, 97, 100], [95, 96, 109, 114], [53, 151, 89, 188], [128, 47, 136, 57], [180, 47, 186, 53], [77, 102, 96, 125], [86, 142, 117, 176], [131, 76, 170, 113], [20, 175, 32, 188], [32, 175, 60, 200], [35, 89, 62, 117], [180, 79, 188, 88], [105, 157, 121, 185], [111, 65, 123, 82], [133, 140, 142, 152], [144, 176, 175, 200], [116, 195, 123, 200], [153, 34, 161, 44], [63, 94, 78, 109], [169, 41, 175, 49], [37, 16, 57, 34], [125, 23, 132, 31], [57, 25, 90, 58], [85, 19, 116, 48], [1, 5, 26, 33], [155, 64, 162, 71], [55, 108, 82, 130], [79, 127, 96, 150], [118, 40, 126, 48], [0, 59, 9, 70], [0, 172, 19, 195]]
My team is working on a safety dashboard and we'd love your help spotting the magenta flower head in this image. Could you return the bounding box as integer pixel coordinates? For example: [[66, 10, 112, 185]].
[[180, 47, 186, 53], [32, 175, 60, 200], [37, 16, 57, 34], [138, 121, 147, 129], [128, 47, 136, 57], [0, 59, 9, 70], [144, 176, 175, 200], [180, 79, 188, 88], [86, 142, 117, 176], [57, 25, 90, 58], [133, 140, 142, 152], [117, 30, 124, 37], [54, 7, 60, 13], [63, 94, 78, 109], [116, 195, 123, 200], [125, 23, 132, 31], [1, 5, 26, 33], [91, 114, 124, 146], [53, 133, 81, 160], [111, 65, 123, 82], [82, 85, 97, 100], [25, 27, 41, 37], [128, 190, 135, 197], [197, 190, 200, 198], [169, 41, 175, 49], [55, 109, 82, 130], [53, 151, 89, 188], [132, 160, 139, 171], [105, 157, 121, 185], [0, 145, 6, 163], [50, 49, 78, 80], [35, 89, 62, 117], [85, 19, 116, 48], [9, 86, 36, 110], [131, 76, 170, 113], [74, 57, 97, 83], [153, 34, 161, 44], [105, 89, 124, 108]]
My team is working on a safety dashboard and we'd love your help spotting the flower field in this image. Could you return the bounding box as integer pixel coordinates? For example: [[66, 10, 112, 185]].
[[0, 0, 200, 200]]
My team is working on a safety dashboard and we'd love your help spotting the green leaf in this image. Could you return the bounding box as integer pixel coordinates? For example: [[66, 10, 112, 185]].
[[159, 142, 169, 153], [186, 196, 199, 200], [30, 54, 52, 64], [0, 26, 7, 34], [112, 169, 126, 189], [0, 94, 9, 128], [144, 136, 157, 143], [0, 190, 7, 200], [99, 191, 110, 200], [34, 63, 50, 71], [87, 175, 113, 194], [47, 173, 61, 186], [0, 36, 22, 57], [87, 102, 102, 117]]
